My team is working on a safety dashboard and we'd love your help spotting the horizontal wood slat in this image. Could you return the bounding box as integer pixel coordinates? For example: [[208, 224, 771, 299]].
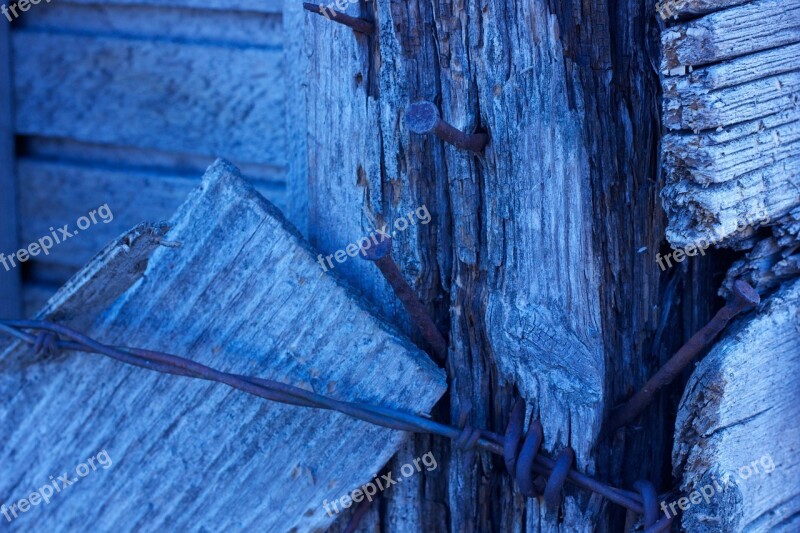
[[663, 111, 800, 186], [17, 159, 286, 271], [12, 31, 286, 166], [661, 0, 800, 70], [63, 0, 283, 13]]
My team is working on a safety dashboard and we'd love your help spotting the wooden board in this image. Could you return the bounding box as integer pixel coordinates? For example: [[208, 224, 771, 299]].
[[662, 111, 800, 186], [660, 0, 800, 250], [16, 159, 286, 271], [672, 279, 800, 532], [661, 0, 800, 70], [12, 32, 286, 166], [0, 159, 446, 531], [63, 0, 282, 13], [663, 43, 800, 131], [285, 0, 671, 531], [21, 2, 284, 47]]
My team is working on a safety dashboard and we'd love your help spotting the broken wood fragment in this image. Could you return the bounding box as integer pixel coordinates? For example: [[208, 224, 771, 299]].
[[0, 159, 446, 531], [672, 279, 800, 531]]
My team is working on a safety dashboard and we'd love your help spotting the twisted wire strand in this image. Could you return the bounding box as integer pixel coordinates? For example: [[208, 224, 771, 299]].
[[1, 320, 669, 523]]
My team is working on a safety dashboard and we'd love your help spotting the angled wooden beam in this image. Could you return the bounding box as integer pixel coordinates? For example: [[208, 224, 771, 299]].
[[0, 160, 446, 530]]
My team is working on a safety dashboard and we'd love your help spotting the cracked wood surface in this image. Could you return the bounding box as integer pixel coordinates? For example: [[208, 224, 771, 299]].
[[284, 0, 666, 531], [0, 160, 446, 531], [672, 279, 800, 532], [660, 0, 800, 250]]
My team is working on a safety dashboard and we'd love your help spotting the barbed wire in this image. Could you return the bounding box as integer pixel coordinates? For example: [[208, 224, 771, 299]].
[[0, 319, 671, 531]]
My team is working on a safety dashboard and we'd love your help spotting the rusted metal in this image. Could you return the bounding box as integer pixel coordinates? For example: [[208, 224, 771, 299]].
[[361, 235, 448, 362], [0, 320, 656, 518], [609, 280, 760, 431], [405, 101, 489, 153], [302, 3, 374, 35]]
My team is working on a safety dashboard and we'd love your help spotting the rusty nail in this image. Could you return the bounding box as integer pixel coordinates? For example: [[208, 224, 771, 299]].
[[361, 235, 448, 362], [303, 3, 375, 35], [610, 280, 760, 431], [405, 101, 489, 153]]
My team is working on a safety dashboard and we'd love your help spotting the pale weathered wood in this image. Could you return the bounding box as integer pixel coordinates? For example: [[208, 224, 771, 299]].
[[663, 111, 800, 185], [63, 0, 282, 13], [661, 0, 800, 70], [17, 158, 286, 270], [286, 0, 669, 531], [0, 21, 21, 319], [664, 43, 800, 131], [662, 155, 800, 248], [12, 32, 285, 166], [0, 159, 446, 531], [672, 279, 800, 532], [22, 2, 284, 47]]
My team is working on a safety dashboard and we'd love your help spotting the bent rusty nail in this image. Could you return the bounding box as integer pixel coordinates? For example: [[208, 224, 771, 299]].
[[361, 235, 448, 362], [405, 101, 489, 153], [303, 3, 375, 35], [610, 280, 760, 431]]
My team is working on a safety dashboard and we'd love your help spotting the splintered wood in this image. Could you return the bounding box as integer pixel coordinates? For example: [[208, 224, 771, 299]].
[[672, 279, 800, 532], [659, 0, 800, 249], [0, 159, 446, 531]]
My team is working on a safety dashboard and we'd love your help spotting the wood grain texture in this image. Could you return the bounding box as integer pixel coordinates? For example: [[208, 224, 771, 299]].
[[17, 159, 285, 271], [0, 21, 21, 319], [664, 43, 800, 131], [661, 154, 799, 248], [721, 233, 800, 300], [63, 0, 282, 13], [672, 279, 800, 532], [661, 0, 800, 70], [12, 31, 285, 166], [21, 2, 284, 47], [285, 0, 668, 531], [663, 111, 800, 186], [0, 159, 446, 531]]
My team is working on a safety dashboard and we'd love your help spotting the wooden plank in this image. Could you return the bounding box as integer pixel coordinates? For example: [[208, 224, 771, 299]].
[[661, 0, 800, 70], [0, 21, 21, 319], [17, 159, 286, 271], [63, 0, 282, 13], [672, 279, 800, 532], [12, 32, 286, 166], [662, 154, 800, 248], [664, 70, 800, 131], [663, 111, 800, 185], [664, 43, 800, 131], [0, 159, 446, 530], [20, 2, 284, 48]]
